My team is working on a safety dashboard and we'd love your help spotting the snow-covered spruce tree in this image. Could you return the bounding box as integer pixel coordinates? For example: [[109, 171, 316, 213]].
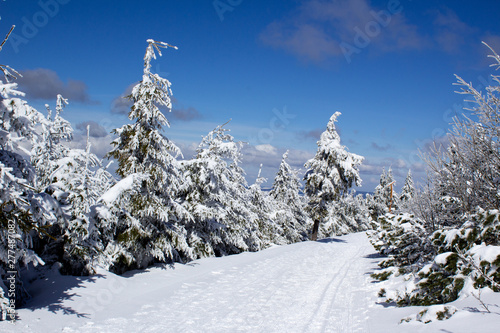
[[270, 151, 302, 212], [105, 39, 192, 273], [181, 121, 261, 257], [53, 127, 115, 274], [29, 96, 115, 275], [248, 164, 276, 245], [304, 112, 364, 240], [0, 39, 48, 313], [321, 191, 371, 237], [269, 150, 308, 243], [374, 167, 398, 213], [400, 169, 415, 203], [31, 95, 73, 190]]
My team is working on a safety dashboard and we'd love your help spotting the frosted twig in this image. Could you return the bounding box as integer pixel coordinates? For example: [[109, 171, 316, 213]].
[[471, 289, 491, 313], [0, 25, 14, 52]]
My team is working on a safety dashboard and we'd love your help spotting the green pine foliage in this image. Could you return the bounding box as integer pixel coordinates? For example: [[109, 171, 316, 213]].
[[370, 210, 500, 306]]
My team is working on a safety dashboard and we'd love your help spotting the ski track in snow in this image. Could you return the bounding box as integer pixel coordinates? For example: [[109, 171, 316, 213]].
[[144, 236, 372, 333]]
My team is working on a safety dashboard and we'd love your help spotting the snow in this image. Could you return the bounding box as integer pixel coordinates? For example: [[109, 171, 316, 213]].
[[98, 173, 142, 204], [434, 251, 454, 265], [469, 244, 500, 263], [3, 232, 500, 332]]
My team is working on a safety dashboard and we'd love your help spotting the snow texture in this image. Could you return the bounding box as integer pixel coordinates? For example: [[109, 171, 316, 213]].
[[3, 232, 500, 333]]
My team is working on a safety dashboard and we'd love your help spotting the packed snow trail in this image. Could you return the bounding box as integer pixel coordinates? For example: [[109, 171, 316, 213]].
[[4, 232, 499, 332]]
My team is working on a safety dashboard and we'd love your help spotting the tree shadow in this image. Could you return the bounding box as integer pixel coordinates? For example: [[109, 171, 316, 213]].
[[376, 300, 397, 308], [317, 237, 347, 243], [120, 262, 177, 279], [364, 252, 385, 259], [23, 269, 105, 318]]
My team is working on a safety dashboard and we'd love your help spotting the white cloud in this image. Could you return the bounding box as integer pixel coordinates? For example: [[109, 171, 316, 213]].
[[255, 144, 278, 155]]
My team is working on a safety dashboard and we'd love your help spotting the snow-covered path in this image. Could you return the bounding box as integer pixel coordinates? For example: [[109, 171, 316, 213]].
[[3, 232, 499, 332], [149, 235, 373, 333]]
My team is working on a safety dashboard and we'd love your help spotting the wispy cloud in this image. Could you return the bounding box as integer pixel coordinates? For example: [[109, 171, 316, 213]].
[[17, 68, 94, 103], [259, 0, 425, 63], [481, 34, 500, 56], [110, 83, 136, 115], [171, 104, 202, 122], [75, 121, 109, 138], [298, 128, 323, 140], [110, 84, 202, 121], [431, 7, 476, 53], [370, 142, 393, 152]]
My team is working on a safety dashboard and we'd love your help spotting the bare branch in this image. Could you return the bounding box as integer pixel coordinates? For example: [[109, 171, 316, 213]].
[[0, 25, 15, 52]]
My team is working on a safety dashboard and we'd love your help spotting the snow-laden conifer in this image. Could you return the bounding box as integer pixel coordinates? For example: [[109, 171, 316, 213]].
[[57, 127, 115, 274], [104, 39, 191, 273], [304, 112, 364, 240], [269, 150, 308, 243], [181, 121, 260, 257], [320, 192, 371, 237], [400, 169, 415, 203], [248, 164, 283, 246], [374, 167, 396, 206], [372, 167, 398, 214], [0, 63, 48, 312], [31, 94, 73, 189], [270, 151, 302, 210]]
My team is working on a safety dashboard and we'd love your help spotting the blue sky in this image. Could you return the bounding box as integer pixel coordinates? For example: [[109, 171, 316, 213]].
[[1, 0, 500, 191]]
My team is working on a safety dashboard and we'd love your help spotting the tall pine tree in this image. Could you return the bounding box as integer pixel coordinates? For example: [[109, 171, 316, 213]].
[[105, 39, 191, 273], [0, 34, 49, 311]]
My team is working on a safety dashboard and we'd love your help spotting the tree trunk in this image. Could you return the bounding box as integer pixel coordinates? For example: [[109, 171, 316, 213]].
[[311, 220, 320, 241]]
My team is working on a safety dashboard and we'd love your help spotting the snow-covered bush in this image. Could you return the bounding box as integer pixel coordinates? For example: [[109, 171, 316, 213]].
[[369, 213, 433, 274], [370, 44, 500, 309], [372, 209, 500, 306], [400, 305, 457, 324]]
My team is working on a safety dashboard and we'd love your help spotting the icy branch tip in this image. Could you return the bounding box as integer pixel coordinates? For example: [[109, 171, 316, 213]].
[[147, 39, 178, 50]]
